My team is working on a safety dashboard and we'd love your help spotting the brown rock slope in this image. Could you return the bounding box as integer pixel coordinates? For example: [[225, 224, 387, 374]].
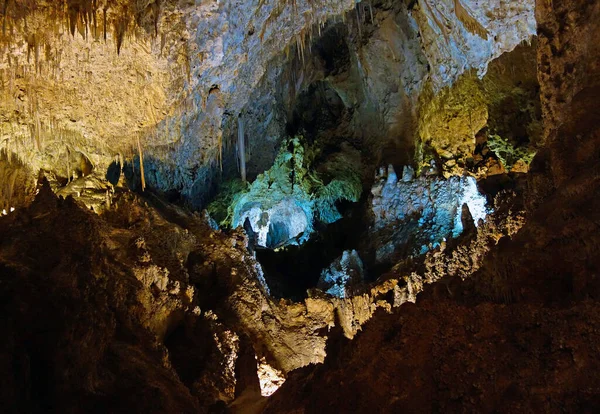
[[0, 183, 202, 413]]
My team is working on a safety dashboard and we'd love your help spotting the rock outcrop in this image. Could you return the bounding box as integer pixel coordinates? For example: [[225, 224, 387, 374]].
[[317, 250, 365, 298], [413, 0, 536, 89]]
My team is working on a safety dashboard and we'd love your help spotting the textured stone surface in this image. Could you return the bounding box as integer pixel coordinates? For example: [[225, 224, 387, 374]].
[[2, 0, 598, 412], [262, 1, 600, 411], [0, 183, 202, 412], [417, 41, 540, 175], [0, 0, 536, 208], [0, 171, 525, 412], [368, 164, 490, 264], [317, 250, 365, 298], [413, 0, 536, 89], [230, 136, 361, 248]]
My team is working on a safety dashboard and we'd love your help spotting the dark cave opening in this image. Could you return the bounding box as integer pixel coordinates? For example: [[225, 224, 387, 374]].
[[255, 199, 368, 301], [286, 80, 352, 146], [106, 161, 121, 186], [313, 23, 351, 77], [164, 323, 211, 388]]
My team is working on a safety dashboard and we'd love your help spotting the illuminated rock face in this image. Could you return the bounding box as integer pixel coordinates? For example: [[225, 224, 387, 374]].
[[370, 165, 490, 263], [0, 0, 536, 210], [256, 356, 286, 397], [413, 0, 536, 90], [317, 250, 365, 298], [235, 197, 313, 249], [229, 137, 361, 249]]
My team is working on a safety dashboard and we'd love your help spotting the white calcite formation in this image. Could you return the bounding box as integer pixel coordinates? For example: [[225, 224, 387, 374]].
[[317, 250, 365, 298], [370, 165, 490, 263], [0, 0, 535, 209], [413, 0, 536, 89], [235, 197, 312, 249]]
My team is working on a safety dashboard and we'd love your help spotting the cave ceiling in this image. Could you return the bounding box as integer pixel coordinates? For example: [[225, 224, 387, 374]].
[[0, 0, 535, 206]]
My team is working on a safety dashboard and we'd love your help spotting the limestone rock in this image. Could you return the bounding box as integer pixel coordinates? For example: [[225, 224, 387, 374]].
[[369, 165, 490, 264], [412, 0, 536, 90], [317, 250, 365, 298]]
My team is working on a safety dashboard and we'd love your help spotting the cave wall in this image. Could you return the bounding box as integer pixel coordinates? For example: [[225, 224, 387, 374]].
[[221, 0, 537, 190], [417, 40, 541, 176], [529, 0, 600, 209], [232, 0, 429, 182], [536, 0, 600, 144], [123, 0, 539, 207]]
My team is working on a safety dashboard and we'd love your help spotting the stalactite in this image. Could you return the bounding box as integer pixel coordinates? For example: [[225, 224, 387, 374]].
[[153, 0, 160, 37], [92, 0, 97, 38], [356, 4, 362, 38], [28, 93, 41, 151], [114, 13, 128, 55], [136, 133, 146, 191], [421, 0, 450, 39], [453, 0, 488, 39], [238, 114, 246, 183], [77, 10, 86, 39], [259, 0, 287, 41], [68, 5, 77, 36], [2, 0, 10, 35], [118, 152, 124, 181], [103, 6, 107, 41], [296, 33, 304, 64], [66, 145, 71, 183]]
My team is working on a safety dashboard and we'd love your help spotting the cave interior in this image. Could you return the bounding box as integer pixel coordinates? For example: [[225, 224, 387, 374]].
[[1, 0, 600, 412]]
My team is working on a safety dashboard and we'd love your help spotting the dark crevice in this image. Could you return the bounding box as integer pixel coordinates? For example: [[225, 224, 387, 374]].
[[255, 194, 373, 301]]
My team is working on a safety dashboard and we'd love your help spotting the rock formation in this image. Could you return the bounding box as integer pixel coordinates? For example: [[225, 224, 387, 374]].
[[1, 0, 599, 412], [263, 0, 600, 412]]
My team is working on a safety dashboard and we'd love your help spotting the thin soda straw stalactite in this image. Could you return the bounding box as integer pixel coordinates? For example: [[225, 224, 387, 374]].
[[238, 114, 246, 183], [136, 133, 146, 191]]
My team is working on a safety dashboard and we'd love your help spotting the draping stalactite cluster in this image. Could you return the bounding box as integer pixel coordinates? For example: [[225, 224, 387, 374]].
[[419, 0, 488, 41], [0, 149, 35, 210], [0, 0, 166, 53], [0, 0, 192, 186], [256, 0, 367, 66]]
